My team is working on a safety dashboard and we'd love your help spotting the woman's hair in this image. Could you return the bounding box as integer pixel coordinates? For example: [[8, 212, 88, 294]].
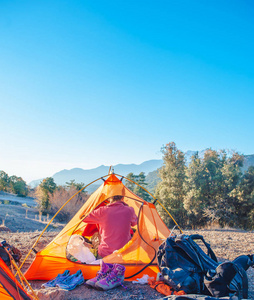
[[112, 195, 124, 202]]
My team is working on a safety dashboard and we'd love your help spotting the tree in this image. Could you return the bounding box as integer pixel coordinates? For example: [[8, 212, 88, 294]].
[[184, 149, 244, 228], [184, 149, 226, 227], [125, 173, 136, 191], [125, 172, 150, 201], [134, 172, 151, 202], [0, 171, 9, 192], [65, 180, 85, 192], [9, 175, 28, 196], [184, 152, 206, 227], [155, 142, 187, 227], [233, 166, 254, 229], [218, 151, 243, 227], [36, 177, 57, 213]]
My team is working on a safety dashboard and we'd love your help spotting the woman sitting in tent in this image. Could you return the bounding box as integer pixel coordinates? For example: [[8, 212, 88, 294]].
[[83, 195, 138, 258]]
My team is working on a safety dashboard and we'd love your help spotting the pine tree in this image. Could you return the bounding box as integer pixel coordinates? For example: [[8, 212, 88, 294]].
[[125, 173, 136, 191], [184, 150, 244, 228], [125, 172, 150, 201], [155, 142, 187, 228], [133, 172, 150, 202], [234, 166, 254, 229]]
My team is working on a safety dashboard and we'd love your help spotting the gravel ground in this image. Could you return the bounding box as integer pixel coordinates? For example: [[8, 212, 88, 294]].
[[1, 229, 253, 300]]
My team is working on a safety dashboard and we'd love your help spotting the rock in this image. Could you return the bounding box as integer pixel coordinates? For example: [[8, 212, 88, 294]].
[[32, 287, 68, 300], [0, 225, 11, 232]]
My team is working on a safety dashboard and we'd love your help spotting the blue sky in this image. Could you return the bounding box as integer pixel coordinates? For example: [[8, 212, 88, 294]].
[[0, 1, 253, 182]]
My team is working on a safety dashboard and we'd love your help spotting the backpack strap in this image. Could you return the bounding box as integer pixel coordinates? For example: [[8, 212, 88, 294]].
[[189, 234, 218, 263], [230, 264, 248, 299], [233, 254, 254, 271]]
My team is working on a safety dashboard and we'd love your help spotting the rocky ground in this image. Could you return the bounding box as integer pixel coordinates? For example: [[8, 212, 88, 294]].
[[0, 229, 253, 300]]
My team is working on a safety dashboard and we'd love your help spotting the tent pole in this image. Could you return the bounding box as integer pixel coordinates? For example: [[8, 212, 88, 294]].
[[156, 200, 183, 234], [10, 258, 39, 300], [2, 246, 39, 300]]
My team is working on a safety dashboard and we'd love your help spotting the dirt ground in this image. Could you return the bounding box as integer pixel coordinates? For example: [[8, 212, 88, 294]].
[[0, 229, 253, 300]]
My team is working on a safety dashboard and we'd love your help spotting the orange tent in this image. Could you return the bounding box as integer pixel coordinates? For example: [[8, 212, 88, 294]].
[[0, 257, 32, 300], [25, 174, 171, 281]]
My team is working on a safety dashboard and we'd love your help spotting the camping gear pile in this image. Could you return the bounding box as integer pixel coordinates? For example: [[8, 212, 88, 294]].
[[157, 233, 254, 299]]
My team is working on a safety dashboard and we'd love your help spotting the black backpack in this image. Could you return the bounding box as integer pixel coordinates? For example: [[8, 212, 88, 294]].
[[0, 240, 22, 267], [157, 234, 253, 299], [204, 255, 252, 299]]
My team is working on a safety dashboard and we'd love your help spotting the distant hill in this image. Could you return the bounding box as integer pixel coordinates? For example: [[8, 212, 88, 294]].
[[242, 154, 254, 172], [29, 153, 254, 194], [146, 169, 160, 194], [29, 160, 163, 192]]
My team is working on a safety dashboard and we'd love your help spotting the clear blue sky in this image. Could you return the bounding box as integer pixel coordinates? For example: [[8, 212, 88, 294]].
[[0, 1, 253, 182]]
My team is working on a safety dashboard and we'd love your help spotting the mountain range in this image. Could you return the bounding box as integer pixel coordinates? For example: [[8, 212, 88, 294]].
[[29, 152, 254, 193], [29, 160, 163, 192]]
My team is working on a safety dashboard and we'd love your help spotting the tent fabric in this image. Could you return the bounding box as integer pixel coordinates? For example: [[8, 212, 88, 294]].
[[0, 257, 31, 300], [25, 174, 170, 281]]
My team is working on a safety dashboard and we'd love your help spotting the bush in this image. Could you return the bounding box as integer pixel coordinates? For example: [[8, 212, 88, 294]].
[[49, 186, 88, 222]]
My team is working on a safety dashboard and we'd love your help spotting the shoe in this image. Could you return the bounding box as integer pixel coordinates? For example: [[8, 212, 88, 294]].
[[95, 263, 125, 291], [42, 270, 70, 288], [86, 260, 113, 288], [57, 270, 84, 291]]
